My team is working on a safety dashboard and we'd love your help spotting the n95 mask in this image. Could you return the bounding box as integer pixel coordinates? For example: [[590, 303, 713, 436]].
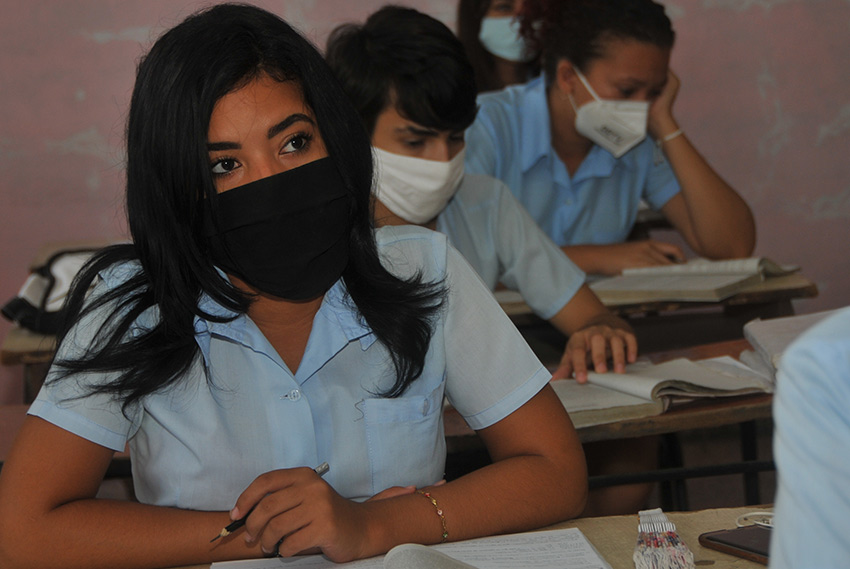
[[570, 68, 649, 158], [374, 147, 466, 224]]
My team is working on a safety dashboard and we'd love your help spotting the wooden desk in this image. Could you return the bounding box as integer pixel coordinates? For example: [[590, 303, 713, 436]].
[[447, 339, 773, 506], [500, 273, 818, 355], [169, 505, 770, 569], [0, 326, 55, 402]]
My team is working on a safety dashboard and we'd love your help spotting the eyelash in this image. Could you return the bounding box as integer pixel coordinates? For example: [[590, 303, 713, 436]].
[[209, 132, 314, 178]]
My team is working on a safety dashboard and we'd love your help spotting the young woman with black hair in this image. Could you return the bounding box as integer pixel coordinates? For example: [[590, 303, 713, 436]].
[[0, 4, 585, 568], [456, 0, 539, 92], [465, 0, 756, 276]]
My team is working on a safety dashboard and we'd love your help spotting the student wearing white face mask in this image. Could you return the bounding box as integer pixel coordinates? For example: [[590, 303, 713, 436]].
[[457, 0, 539, 93], [327, 6, 636, 384], [465, 0, 756, 276], [327, 6, 666, 518]]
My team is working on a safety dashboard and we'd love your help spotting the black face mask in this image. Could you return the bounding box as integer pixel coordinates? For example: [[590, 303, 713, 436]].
[[204, 157, 352, 301]]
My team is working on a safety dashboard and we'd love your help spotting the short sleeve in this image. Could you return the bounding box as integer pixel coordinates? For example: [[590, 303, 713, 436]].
[[488, 177, 585, 319], [28, 272, 144, 452], [441, 243, 551, 430]]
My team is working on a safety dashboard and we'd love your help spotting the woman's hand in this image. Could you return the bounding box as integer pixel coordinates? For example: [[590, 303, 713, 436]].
[[565, 240, 685, 276], [648, 70, 681, 140], [231, 467, 372, 562], [552, 322, 638, 382]]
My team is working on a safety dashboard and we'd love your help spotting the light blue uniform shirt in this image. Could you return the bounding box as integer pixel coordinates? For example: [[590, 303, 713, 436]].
[[436, 173, 585, 320], [770, 307, 850, 568], [30, 226, 550, 510], [464, 76, 680, 247]]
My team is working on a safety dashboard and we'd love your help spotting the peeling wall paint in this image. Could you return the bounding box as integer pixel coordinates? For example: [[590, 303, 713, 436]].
[[1, 0, 848, 402]]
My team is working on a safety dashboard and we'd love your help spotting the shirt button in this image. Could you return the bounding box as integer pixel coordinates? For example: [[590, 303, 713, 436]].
[[288, 389, 302, 401]]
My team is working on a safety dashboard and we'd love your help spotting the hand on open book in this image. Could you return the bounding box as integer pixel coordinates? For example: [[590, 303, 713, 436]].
[[564, 239, 686, 276], [552, 321, 638, 383]]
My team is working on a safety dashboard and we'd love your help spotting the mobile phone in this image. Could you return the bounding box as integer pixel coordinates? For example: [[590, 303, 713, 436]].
[[698, 525, 771, 565]]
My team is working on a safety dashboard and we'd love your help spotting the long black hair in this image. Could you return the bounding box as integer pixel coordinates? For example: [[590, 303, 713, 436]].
[[326, 5, 478, 136], [520, 0, 675, 85], [52, 3, 445, 411]]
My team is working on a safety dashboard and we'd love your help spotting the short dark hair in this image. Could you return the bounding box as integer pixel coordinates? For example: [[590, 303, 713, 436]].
[[53, 3, 445, 410], [326, 5, 478, 135], [520, 0, 675, 85]]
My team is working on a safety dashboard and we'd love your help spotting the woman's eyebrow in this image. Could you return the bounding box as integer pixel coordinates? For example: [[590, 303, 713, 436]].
[[267, 113, 315, 139], [207, 113, 316, 151]]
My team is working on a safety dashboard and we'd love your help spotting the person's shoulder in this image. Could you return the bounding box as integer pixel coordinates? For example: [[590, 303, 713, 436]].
[[94, 259, 144, 292], [376, 225, 449, 278], [790, 308, 850, 355]]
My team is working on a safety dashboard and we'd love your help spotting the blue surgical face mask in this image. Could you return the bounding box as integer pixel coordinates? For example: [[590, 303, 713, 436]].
[[478, 17, 535, 63]]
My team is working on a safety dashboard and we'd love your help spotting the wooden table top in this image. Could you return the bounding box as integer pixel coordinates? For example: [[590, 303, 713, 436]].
[[168, 504, 770, 569]]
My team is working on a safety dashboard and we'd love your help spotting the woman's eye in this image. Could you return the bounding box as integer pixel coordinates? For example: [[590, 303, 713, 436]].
[[404, 139, 425, 148], [211, 158, 240, 176], [283, 134, 311, 153]]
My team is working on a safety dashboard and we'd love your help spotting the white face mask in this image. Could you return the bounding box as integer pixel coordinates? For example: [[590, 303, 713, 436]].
[[569, 67, 649, 158], [478, 17, 536, 63], [374, 147, 466, 224]]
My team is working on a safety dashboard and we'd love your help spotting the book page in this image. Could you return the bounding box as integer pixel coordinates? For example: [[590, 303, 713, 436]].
[[589, 272, 760, 302], [384, 544, 477, 568], [743, 309, 838, 372], [427, 528, 612, 569], [585, 358, 770, 403], [550, 379, 664, 427], [620, 257, 797, 277], [211, 528, 611, 569]]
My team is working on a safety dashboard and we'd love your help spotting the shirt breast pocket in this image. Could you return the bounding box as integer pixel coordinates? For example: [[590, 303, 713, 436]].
[[361, 380, 446, 495]]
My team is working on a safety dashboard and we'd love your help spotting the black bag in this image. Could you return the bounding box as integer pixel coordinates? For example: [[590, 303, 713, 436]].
[[2, 249, 99, 335]]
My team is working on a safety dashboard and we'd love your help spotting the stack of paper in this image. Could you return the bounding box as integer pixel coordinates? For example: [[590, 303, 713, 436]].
[[210, 527, 612, 569], [741, 309, 840, 381], [590, 257, 798, 303]]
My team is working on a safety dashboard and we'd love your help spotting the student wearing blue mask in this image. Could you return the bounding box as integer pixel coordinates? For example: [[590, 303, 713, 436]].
[[457, 0, 539, 92], [326, 5, 637, 383], [0, 5, 587, 567], [327, 5, 657, 518], [465, 0, 756, 276]]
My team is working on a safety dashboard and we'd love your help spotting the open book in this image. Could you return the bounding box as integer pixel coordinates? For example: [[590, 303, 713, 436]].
[[210, 527, 611, 569], [551, 357, 773, 428], [589, 257, 799, 303], [741, 309, 841, 381]]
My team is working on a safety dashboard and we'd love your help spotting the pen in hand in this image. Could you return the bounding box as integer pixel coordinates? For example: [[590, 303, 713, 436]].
[[210, 461, 330, 543]]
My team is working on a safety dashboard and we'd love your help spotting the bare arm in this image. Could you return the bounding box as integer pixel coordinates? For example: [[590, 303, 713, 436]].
[[652, 72, 756, 259], [1, 388, 586, 567], [547, 285, 638, 382], [0, 416, 266, 569], [561, 240, 686, 276]]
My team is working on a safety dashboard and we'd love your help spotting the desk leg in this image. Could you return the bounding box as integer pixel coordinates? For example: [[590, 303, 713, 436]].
[[740, 420, 760, 505], [659, 433, 689, 511]]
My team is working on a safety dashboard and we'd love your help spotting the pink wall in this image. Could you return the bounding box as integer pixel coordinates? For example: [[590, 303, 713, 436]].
[[2, 0, 848, 402]]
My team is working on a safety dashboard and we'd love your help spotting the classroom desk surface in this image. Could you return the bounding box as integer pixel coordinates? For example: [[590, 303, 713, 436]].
[[169, 505, 770, 569], [501, 272, 818, 355], [446, 338, 768, 447]]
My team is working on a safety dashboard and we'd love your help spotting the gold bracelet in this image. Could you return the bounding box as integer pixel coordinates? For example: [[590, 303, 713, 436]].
[[416, 490, 448, 543]]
